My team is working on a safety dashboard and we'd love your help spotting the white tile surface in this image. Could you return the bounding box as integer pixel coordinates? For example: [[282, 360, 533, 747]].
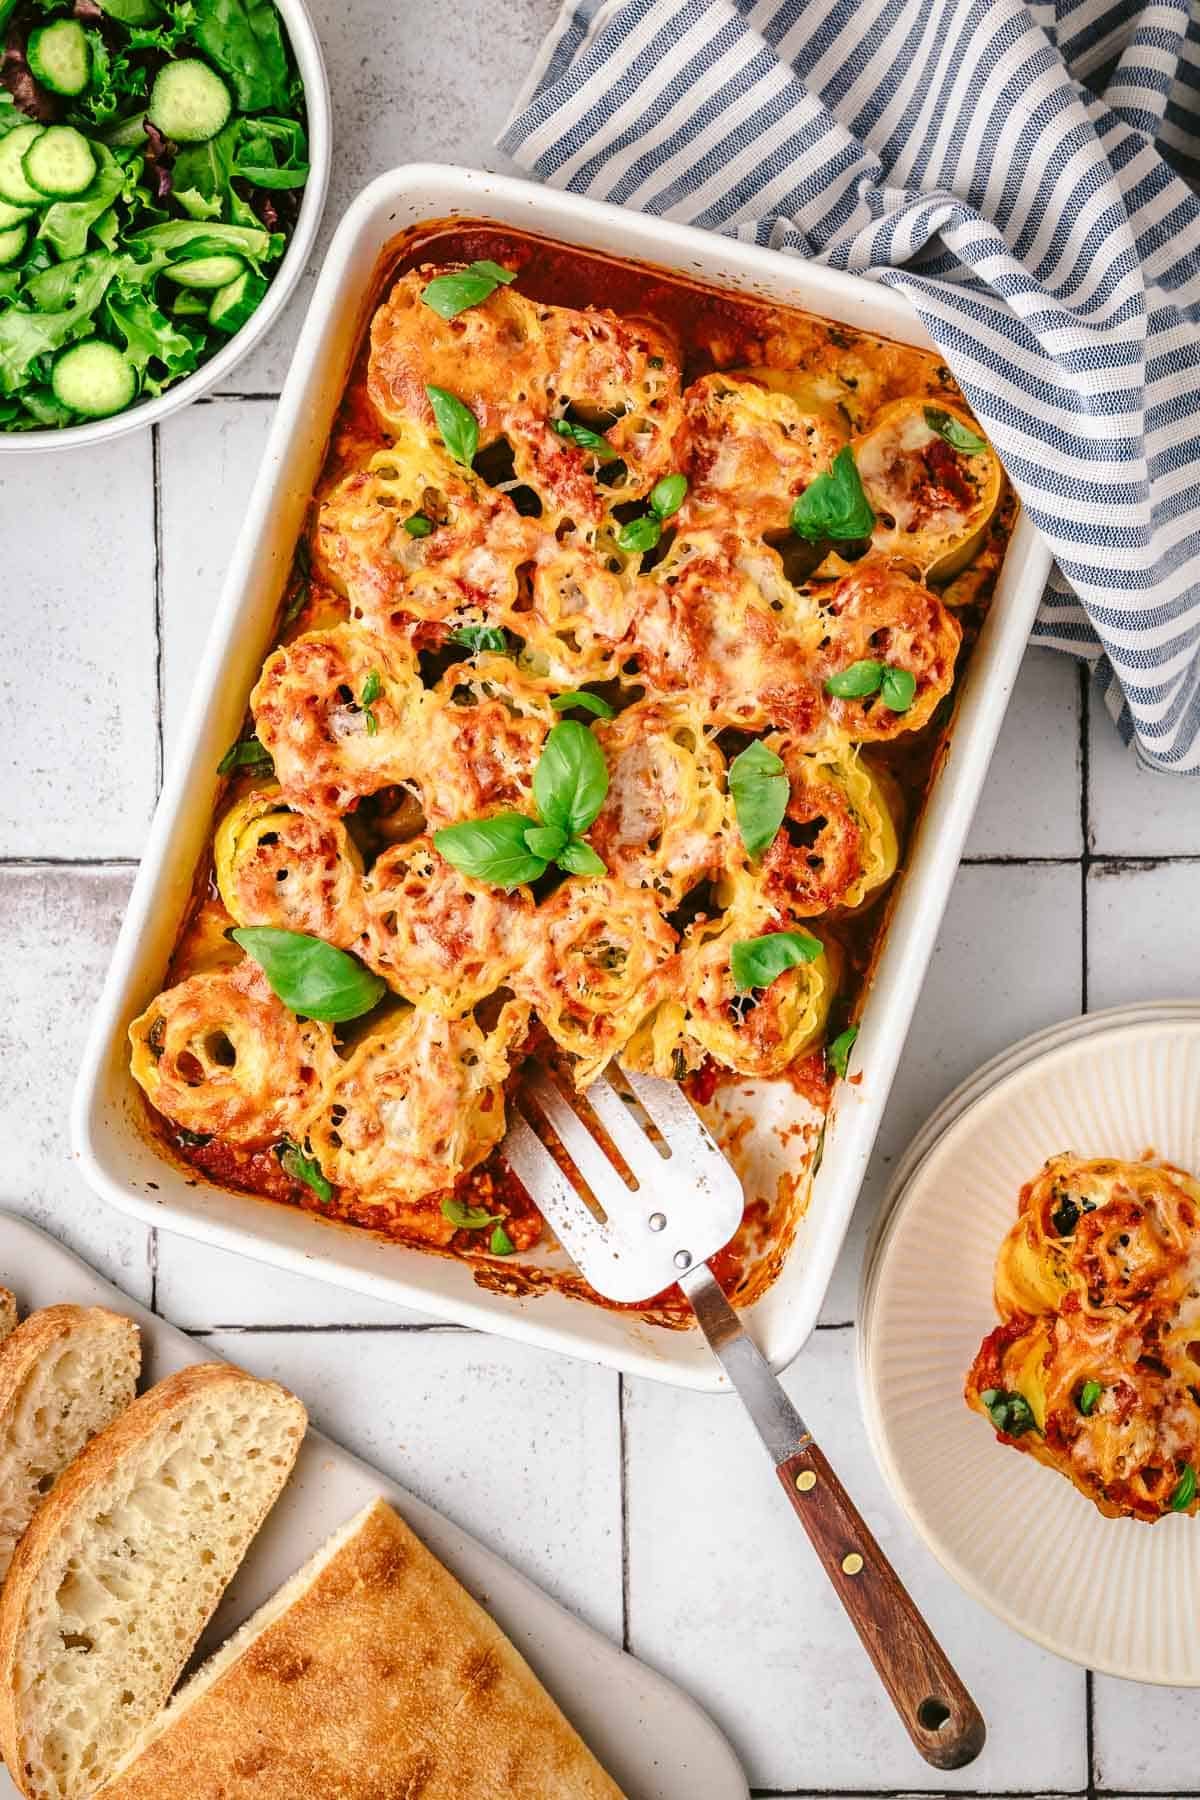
[[624, 1327, 1086, 1793], [0, 869, 151, 1298], [820, 860, 1082, 1324], [965, 648, 1082, 858], [1092, 1681, 1200, 1792], [1088, 687, 1200, 857], [201, 1326, 623, 1641], [158, 399, 275, 767], [0, 435, 157, 859], [1087, 861, 1200, 1010]]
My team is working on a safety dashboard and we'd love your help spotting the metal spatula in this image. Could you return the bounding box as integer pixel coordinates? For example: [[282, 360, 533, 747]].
[[504, 1063, 986, 1771]]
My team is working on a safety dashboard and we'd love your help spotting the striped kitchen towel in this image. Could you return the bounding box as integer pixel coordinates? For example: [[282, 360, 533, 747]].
[[500, 0, 1200, 772]]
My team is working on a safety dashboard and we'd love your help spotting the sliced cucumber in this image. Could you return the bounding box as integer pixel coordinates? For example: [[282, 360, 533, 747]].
[[0, 220, 27, 266], [169, 289, 209, 317], [23, 127, 97, 200], [51, 341, 136, 418], [147, 59, 232, 143], [207, 268, 267, 334], [0, 198, 31, 230], [27, 20, 90, 97], [0, 126, 45, 208], [164, 252, 246, 290]]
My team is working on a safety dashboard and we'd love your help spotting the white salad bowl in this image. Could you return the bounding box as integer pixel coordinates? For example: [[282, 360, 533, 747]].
[[0, 0, 330, 454]]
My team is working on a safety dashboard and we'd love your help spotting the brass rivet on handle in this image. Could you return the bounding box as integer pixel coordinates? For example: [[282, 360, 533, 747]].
[[794, 1469, 817, 1492], [841, 1552, 864, 1576]]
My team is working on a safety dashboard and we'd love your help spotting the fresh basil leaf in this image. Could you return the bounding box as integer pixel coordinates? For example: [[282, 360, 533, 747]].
[[524, 823, 567, 860], [924, 405, 987, 454], [1171, 1463, 1196, 1511], [879, 665, 917, 713], [489, 1223, 516, 1255], [433, 813, 547, 888], [470, 260, 517, 285], [730, 930, 823, 993], [1050, 1193, 1081, 1237], [533, 720, 609, 836], [557, 839, 606, 877], [551, 689, 615, 719], [277, 1137, 332, 1203], [231, 927, 386, 1023], [827, 1024, 858, 1079], [552, 417, 616, 458], [217, 734, 273, 775], [404, 512, 433, 537], [450, 624, 508, 654], [790, 445, 876, 542], [1077, 1379, 1103, 1417], [426, 383, 478, 467], [360, 670, 382, 707], [441, 1196, 500, 1230], [421, 270, 500, 319], [979, 1387, 1039, 1437], [728, 739, 788, 859], [826, 659, 883, 700], [650, 472, 687, 519], [618, 514, 662, 554]]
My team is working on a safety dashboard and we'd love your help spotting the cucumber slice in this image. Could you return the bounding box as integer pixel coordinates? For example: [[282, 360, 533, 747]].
[[0, 198, 31, 230], [169, 289, 209, 317], [0, 126, 45, 208], [51, 341, 136, 418], [0, 220, 27, 266], [23, 127, 97, 200], [147, 59, 232, 143], [27, 20, 90, 97], [208, 267, 267, 334], [165, 253, 246, 290]]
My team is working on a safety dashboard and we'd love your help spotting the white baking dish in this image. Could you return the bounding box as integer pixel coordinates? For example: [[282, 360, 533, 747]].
[[72, 163, 1053, 1390]]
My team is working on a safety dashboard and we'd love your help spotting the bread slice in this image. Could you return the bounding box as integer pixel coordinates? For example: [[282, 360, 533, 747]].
[[0, 1290, 18, 1345], [0, 1305, 140, 1584], [97, 1497, 625, 1800], [0, 1362, 306, 1800]]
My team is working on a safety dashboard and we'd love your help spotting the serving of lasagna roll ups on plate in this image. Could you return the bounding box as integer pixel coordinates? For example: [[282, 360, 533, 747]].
[[966, 1154, 1200, 1524], [127, 222, 1015, 1317]]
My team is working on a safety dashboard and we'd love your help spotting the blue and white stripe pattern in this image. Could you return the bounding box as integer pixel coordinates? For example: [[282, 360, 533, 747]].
[[500, 0, 1200, 771]]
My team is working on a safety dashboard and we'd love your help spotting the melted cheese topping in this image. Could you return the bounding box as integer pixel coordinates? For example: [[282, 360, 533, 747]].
[[129, 254, 1009, 1240], [966, 1154, 1200, 1522]]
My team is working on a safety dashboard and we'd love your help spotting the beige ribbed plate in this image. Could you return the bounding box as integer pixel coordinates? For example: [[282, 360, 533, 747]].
[[859, 1011, 1200, 1682]]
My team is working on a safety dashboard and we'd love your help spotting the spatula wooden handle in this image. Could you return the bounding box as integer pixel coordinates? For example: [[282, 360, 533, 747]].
[[777, 1439, 985, 1769]]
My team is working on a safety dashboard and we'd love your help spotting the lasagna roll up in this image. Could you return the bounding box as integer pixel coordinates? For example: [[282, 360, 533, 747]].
[[819, 558, 961, 741], [305, 1001, 530, 1221], [417, 655, 558, 831], [360, 837, 533, 1014], [725, 738, 901, 920], [251, 625, 425, 819], [589, 700, 727, 906], [214, 786, 366, 947], [512, 878, 678, 1087], [129, 963, 334, 1147], [855, 397, 1002, 583], [624, 913, 840, 1082]]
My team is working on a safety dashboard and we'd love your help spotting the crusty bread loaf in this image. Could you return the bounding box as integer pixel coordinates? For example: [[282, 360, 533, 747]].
[[0, 1306, 140, 1585], [0, 1362, 306, 1800], [0, 1290, 17, 1345], [97, 1497, 625, 1800]]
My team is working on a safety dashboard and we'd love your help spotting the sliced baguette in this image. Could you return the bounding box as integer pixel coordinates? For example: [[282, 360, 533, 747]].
[[0, 1306, 140, 1585], [0, 1290, 17, 1345], [0, 1362, 306, 1800], [97, 1497, 625, 1800]]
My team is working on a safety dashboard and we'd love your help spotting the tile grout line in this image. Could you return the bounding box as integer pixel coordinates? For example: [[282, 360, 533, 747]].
[[618, 1373, 632, 1654]]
